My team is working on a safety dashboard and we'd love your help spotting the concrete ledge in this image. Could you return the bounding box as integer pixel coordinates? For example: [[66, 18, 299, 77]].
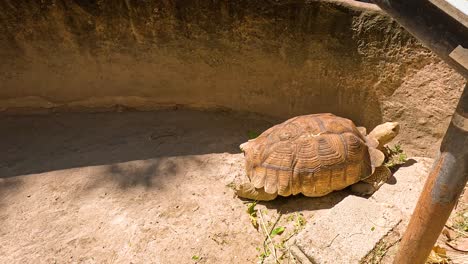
[[290, 157, 433, 263], [292, 196, 402, 263]]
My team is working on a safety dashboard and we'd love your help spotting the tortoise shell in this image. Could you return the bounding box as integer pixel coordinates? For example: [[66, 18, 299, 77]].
[[241, 113, 373, 197]]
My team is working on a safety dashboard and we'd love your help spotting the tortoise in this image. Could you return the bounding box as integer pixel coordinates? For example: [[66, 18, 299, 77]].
[[235, 113, 400, 201]]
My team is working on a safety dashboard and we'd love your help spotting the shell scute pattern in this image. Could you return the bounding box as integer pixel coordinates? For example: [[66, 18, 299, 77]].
[[316, 134, 346, 166], [243, 114, 372, 197]]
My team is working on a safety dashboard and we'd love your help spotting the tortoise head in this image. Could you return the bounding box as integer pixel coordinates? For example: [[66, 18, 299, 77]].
[[368, 122, 400, 148]]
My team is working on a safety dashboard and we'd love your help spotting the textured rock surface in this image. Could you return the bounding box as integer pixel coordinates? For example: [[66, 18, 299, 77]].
[[0, 0, 464, 156], [382, 62, 465, 156], [370, 157, 433, 217], [291, 157, 433, 263], [292, 196, 402, 264]]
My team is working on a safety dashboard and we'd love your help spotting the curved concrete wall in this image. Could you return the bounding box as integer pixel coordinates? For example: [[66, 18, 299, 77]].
[[0, 0, 464, 155]]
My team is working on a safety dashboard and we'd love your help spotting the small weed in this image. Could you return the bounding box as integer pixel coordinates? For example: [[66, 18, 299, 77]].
[[372, 242, 388, 263], [281, 213, 308, 244], [255, 211, 307, 263], [452, 209, 468, 232], [294, 213, 306, 231], [384, 144, 408, 169], [361, 241, 389, 264], [247, 130, 260, 139], [267, 220, 273, 228], [270, 226, 285, 238], [257, 247, 271, 263], [275, 241, 286, 250], [191, 255, 201, 261], [247, 202, 259, 229]]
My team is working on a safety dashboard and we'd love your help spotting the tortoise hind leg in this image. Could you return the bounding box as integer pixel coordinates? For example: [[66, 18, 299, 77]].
[[235, 182, 278, 201], [351, 166, 391, 195]]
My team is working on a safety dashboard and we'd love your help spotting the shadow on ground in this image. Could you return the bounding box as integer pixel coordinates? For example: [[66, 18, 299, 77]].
[[0, 109, 277, 179], [248, 157, 422, 212], [257, 191, 350, 213]]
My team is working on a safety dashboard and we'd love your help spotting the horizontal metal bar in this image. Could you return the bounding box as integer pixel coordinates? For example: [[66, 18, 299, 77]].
[[373, 0, 468, 78]]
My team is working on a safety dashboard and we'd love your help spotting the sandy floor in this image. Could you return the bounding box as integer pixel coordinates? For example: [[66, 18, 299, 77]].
[[0, 110, 349, 264]]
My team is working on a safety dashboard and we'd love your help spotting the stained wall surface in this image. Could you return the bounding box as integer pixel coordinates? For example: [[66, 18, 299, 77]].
[[0, 0, 464, 155]]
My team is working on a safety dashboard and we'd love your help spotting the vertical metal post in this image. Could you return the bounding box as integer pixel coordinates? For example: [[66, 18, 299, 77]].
[[370, 0, 468, 263], [393, 85, 468, 263]]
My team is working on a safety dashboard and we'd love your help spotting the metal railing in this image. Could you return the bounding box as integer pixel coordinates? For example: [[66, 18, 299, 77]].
[[372, 1, 467, 263]]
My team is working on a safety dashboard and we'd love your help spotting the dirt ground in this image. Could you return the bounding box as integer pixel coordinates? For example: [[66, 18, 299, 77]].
[[0, 109, 352, 264], [1, 109, 466, 264], [435, 189, 468, 264]]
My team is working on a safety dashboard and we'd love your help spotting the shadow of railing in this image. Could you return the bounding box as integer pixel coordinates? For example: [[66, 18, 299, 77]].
[[0, 110, 277, 180]]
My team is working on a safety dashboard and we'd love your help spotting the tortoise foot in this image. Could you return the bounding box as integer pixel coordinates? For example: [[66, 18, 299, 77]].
[[235, 182, 278, 201], [350, 182, 377, 196]]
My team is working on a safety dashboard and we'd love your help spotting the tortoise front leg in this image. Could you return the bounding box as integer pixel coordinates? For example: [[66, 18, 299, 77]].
[[235, 182, 278, 201], [351, 166, 391, 195]]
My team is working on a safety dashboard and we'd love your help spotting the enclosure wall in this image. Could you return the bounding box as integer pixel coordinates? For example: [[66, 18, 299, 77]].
[[0, 0, 464, 155]]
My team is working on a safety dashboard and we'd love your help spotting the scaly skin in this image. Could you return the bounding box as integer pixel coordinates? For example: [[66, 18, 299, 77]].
[[235, 182, 278, 201], [350, 122, 399, 195]]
